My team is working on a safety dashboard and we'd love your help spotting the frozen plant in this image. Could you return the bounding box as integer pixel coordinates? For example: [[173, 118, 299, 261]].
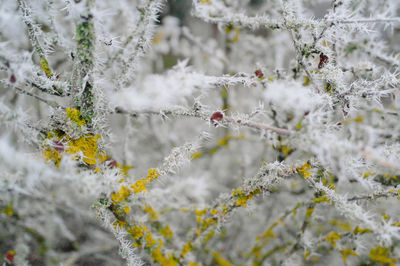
[[0, 0, 400, 265]]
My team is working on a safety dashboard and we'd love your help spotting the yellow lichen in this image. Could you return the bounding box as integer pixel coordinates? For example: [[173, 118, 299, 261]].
[[131, 168, 160, 193], [341, 248, 357, 263], [368, 246, 396, 266], [305, 207, 314, 218], [66, 108, 86, 127], [203, 229, 215, 243], [144, 205, 159, 220], [1, 205, 13, 216], [145, 232, 157, 247], [40, 58, 52, 77], [111, 185, 131, 204], [217, 134, 245, 148], [43, 148, 63, 167], [261, 228, 275, 239], [304, 249, 310, 260], [212, 251, 232, 266], [232, 188, 261, 207], [330, 219, 351, 232], [210, 209, 219, 215], [180, 241, 192, 257], [353, 226, 371, 235], [281, 145, 292, 156], [313, 196, 330, 204], [297, 162, 312, 178], [123, 206, 130, 214], [303, 76, 310, 86], [343, 115, 364, 124], [159, 225, 173, 239], [118, 164, 132, 177], [191, 151, 203, 160], [363, 171, 375, 178], [151, 247, 177, 266], [325, 231, 341, 248], [113, 219, 127, 229], [66, 134, 100, 165], [383, 213, 389, 221], [326, 183, 336, 191], [127, 225, 146, 240], [200, 218, 216, 231]]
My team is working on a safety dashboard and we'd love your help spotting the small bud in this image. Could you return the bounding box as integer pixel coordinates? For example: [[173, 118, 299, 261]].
[[210, 111, 224, 126], [106, 159, 118, 167], [9, 74, 16, 83], [255, 69, 264, 78]]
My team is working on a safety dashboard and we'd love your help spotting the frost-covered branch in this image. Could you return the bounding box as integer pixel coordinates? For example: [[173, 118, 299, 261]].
[[115, 106, 291, 135]]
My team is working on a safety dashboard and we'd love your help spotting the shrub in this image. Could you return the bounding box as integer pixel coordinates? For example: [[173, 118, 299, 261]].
[[0, 0, 400, 265]]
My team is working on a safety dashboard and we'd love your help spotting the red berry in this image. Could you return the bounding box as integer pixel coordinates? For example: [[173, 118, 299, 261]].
[[9, 74, 16, 83], [255, 69, 264, 78], [318, 53, 329, 69], [210, 111, 224, 126]]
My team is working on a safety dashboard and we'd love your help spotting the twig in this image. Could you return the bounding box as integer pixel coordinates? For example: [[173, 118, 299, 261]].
[[331, 18, 400, 24], [114, 107, 291, 135], [224, 116, 291, 135], [13, 86, 61, 108], [30, 81, 69, 97], [17, 0, 53, 77], [285, 22, 320, 93], [116, 0, 163, 87], [347, 190, 399, 202], [360, 149, 400, 172]]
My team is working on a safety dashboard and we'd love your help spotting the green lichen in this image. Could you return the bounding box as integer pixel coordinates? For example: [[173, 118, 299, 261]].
[[74, 20, 96, 127], [76, 21, 94, 72]]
